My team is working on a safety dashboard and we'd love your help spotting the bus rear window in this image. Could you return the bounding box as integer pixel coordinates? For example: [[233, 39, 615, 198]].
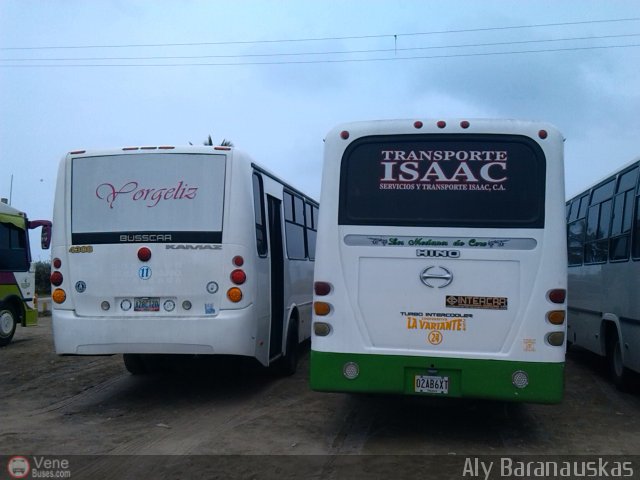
[[338, 134, 546, 228], [71, 153, 226, 244]]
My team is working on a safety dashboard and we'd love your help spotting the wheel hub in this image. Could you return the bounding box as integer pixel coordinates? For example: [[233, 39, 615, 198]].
[[0, 311, 15, 336]]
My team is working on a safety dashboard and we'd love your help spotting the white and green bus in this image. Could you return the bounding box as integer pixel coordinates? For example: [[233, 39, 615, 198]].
[[311, 119, 567, 403], [0, 201, 51, 346]]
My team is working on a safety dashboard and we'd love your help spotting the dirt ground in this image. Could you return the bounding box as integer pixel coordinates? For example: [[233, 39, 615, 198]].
[[1, 315, 639, 478]]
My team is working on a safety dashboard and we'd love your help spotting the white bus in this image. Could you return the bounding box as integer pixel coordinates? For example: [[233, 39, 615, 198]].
[[311, 119, 567, 403], [51, 145, 318, 375], [566, 157, 640, 390]]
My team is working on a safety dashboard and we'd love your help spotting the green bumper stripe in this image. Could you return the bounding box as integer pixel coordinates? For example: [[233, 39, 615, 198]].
[[310, 350, 564, 404]]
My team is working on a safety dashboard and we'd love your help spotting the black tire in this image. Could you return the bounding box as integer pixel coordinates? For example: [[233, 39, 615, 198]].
[[608, 331, 633, 391], [123, 354, 148, 375], [274, 323, 299, 376], [0, 306, 17, 347]]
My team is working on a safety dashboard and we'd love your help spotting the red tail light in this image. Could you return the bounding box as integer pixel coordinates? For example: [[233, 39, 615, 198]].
[[548, 289, 566, 304], [52, 257, 62, 269], [50, 271, 63, 286], [314, 281, 332, 296], [231, 269, 246, 285], [137, 247, 152, 262]]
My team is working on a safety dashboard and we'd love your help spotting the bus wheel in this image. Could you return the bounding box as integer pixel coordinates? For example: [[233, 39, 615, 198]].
[[608, 332, 632, 391], [123, 354, 148, 375], [0, 306, 17, 347], [275, 323, 299, 376]]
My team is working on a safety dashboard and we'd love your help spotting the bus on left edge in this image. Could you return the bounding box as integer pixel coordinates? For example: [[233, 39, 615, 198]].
[[0, 201, 52, 346]]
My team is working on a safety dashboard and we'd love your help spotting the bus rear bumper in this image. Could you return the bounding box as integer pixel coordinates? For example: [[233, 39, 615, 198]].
[[52, 309, 259, 358], [310, 350, 565, 404]]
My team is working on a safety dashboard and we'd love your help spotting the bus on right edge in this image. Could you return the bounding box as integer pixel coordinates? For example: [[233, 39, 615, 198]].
[[566, 157, 640, 390], [310, 119, 567, 403]]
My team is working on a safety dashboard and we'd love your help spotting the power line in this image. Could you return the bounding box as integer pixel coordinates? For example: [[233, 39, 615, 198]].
[[2, 32, 638, 62], [1, 17, 639, 51], [1, 43, 638, 68]]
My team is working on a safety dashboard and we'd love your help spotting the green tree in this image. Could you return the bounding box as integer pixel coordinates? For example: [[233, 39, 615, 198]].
[[34, 261, 51, 295], [204, 135, 233, 147]]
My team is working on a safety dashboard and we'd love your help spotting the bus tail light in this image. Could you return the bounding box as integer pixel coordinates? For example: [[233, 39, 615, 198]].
[[547, 310, 566, 325], [52, 288, 66, 304], [546, 332, 565, 346], [230, 269, 246, 285], [52, 257, 62, 269], [313, 322, 332, 336], [101, 301, 111, 311], [137, 247, 152, 262], [182, 300, 192, 310], [232, 256, 244, 267], [314, 281, 332, 296], [314, 302, 331, 316], [548, 289, 566, 304], [227, 287, 243, 303], [50, 271, 63, 287]]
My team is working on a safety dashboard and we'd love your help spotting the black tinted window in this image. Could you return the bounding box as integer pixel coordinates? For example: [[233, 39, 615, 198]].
[[339, 134, 546, 228], [0, 221, 29, 271]]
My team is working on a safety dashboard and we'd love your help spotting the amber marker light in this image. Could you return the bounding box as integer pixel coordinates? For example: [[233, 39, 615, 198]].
[[314, 301, 331, 316], [547, 311, 566, 325], [52, 289, 66, 304], [227, 287, 243, 303]]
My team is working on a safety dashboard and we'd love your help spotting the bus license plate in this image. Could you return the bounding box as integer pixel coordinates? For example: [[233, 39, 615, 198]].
[[134, 297, 160, 312], [415, 375, 449, 394]]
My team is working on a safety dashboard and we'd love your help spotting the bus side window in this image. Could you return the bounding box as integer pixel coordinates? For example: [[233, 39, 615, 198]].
[[305, 202, 318, 260], [252, 173, 268, 257], [584, 183, 614, 265], [283, 191, 306, 260], [609, 168, 638, 261]]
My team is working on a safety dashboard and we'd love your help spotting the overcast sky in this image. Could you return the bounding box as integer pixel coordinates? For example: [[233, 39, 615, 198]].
[[2, 1, 640, 260]]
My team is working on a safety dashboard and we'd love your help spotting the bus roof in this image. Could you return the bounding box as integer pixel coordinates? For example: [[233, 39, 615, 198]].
[[325, 118, 562, 140], [0, 202, 27, 229]]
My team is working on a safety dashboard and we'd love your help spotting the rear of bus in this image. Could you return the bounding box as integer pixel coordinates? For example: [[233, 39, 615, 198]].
[[51, 147, 263, 362], [310, 119, 567, 403]]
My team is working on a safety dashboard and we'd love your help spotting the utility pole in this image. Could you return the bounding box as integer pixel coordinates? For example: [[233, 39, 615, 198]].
[[9, 174, 13, 205]]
